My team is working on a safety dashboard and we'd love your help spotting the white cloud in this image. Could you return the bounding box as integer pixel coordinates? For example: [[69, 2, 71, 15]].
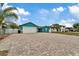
[[22, 18, 29, 21], [52, 7, 64, 12], [37, 9, 50, 21], [37, 8, 64, 25], [52, 8, 56, 12], [39, 9, 49, 15], [69, 6, 79, 14], [2, 4, 30, 16], [57, 7, 64, 12], [10, 7, 30, 16], [71, 19, 75, 22], [59, 19, 76, 27], [17, 18, 30, 25], [17, 8, 30, 16], [68, 5, 79, 19]]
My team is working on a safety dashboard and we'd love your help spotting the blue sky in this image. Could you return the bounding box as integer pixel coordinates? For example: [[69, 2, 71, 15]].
[[4, 3, 79, 27]]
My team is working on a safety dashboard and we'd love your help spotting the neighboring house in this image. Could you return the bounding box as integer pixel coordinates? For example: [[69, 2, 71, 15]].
[[19, 22, 78, 33], [50, 24, 66, 32], [65, 27, 72, 32], [60, 25, 66, 32], [65, 27, 77, 32], [50, 24, 58, 32], [20, 22, 38, 33], [50, 27, 57, 32], [38, 26, 50, 32], [19, 22, 50, 33]]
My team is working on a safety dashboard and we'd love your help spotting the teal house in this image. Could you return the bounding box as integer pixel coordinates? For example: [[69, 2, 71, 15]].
[[19, 22, 50, 33], [20, 22, 38, 33], [38, 26, 50, 32]]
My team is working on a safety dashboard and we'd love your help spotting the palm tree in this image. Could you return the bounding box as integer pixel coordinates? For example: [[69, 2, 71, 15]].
[[0, 3, 18, 34]]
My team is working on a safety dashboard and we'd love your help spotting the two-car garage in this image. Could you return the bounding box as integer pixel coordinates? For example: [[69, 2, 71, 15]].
[[20, 22, 38, 33], [22, 27, 37, 33]]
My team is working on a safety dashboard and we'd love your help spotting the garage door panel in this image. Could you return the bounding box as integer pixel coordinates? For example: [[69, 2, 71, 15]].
[[23, 27, 37, 33]]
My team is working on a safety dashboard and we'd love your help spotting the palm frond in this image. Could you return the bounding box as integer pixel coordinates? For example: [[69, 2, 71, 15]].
[[3, 7, 18, 13], [5, 13, 18, 20], [0, 19, 3, 25], [10, 23, 19, 29], [0, 15, 4, 24]]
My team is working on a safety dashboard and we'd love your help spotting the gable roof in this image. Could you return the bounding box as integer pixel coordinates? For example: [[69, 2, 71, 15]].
[[19, 22, 38, 27]]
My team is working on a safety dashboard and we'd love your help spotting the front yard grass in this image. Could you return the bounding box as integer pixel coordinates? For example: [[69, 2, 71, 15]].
[[53, 32, 79, 36]]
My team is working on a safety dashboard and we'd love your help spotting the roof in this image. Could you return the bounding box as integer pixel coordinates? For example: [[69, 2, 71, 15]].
[[19, 22, 38, 27], [60, 25, 65, 27], [65, 27, 72, 29], [50, 24, 65, 27], [66, 27, 77, 30], [38, 26, 50, 28]]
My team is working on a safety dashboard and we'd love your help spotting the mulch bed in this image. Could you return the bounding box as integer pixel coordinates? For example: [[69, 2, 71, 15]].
[[0, 50, 8, 56]]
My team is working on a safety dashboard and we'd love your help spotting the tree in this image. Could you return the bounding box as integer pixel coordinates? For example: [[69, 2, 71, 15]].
[[2, 22, 8, 34], [53, 24, 60, 32], [10, 23, 19, 33], [0, 3, 18, 34], [73, 23, 79, 32], [10, 23, 19, 29]]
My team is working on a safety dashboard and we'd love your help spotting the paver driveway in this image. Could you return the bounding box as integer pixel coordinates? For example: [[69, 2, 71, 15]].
[[0, 33, 79, 56]]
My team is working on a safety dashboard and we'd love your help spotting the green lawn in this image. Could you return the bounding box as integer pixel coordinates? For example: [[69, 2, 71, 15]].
[[53, 32, 79, 36]]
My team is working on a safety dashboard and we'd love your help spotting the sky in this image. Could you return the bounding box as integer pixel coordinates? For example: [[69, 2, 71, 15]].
[[2, 3, 79, 27]]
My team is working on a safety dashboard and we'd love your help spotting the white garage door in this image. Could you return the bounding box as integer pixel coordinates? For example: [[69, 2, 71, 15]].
[[23, 27, 37, 33]]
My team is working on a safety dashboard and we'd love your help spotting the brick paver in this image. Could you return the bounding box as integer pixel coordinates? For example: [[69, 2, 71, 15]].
[[0, 33, 79, 56]]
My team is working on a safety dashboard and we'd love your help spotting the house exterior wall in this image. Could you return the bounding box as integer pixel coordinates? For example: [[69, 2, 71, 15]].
[[60, 27, 65, 32], [49, 28, 52, 32], [50, 28, 57, 32], [41, 27, 49, 32]]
